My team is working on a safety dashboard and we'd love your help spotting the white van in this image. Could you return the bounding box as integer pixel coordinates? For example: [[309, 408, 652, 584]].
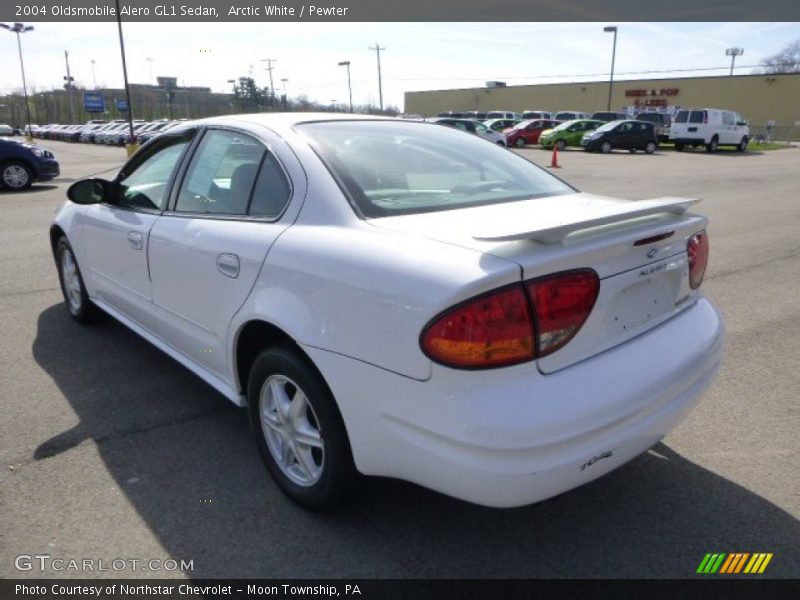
[[670, 108, 749, 152], [555, 111, 591, 121], [486, 110, 521, 120]]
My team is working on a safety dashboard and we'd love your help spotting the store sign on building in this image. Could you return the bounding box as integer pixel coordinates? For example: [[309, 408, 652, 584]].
[[625, 88, 680, 107]]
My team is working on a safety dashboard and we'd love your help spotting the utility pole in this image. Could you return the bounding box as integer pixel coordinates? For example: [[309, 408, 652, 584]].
[[603, 26, 618, 112], [64, 50, 76, 123], [368, 43, 385, 111], [90, 59, 97, 89], [260, 58, 276, 105]]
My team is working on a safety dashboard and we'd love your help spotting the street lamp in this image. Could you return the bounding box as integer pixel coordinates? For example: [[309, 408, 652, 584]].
[[0, 22, 35, 141], [603, 26, 618, 112], [725, 47, 744, 76], [91, 59, 97, 89], [338, 61, 353, 113]]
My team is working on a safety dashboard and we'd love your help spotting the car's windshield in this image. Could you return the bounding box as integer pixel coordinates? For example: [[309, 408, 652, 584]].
[[551, 121, 577, 132], [297, 120, 574, 218], [595, 120, 625, 133]]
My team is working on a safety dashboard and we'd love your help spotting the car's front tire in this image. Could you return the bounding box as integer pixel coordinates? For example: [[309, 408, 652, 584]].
[[600, 141, 612, 153], [55, 237, 99, 323], [515, 137, 526, 148], [737, 136, 748, 152], [555, 139, 567, 151], [1, 160, 33, 190], [248, 346, 357, 510]]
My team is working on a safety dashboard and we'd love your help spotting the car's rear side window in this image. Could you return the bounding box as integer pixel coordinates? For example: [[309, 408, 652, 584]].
[[675, 111, 689, 123], [297, 120, 573, 218]]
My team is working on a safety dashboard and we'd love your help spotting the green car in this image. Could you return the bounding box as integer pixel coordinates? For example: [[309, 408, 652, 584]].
[[539, 119, 604, 150]]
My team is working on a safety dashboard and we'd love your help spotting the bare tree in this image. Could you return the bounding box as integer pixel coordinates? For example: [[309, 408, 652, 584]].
[[760, 39, 800, 74]]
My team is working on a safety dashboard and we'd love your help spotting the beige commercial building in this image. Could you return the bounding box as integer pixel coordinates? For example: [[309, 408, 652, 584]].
[[405, 73, 800, 139]]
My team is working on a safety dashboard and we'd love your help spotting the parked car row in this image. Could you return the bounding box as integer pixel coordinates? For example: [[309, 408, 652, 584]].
[[30, 119, 181, 146], [437, 110, 632, 123]]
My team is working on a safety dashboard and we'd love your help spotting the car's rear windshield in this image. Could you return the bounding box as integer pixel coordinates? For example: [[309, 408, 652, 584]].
[[297, 120, 574, 218], [637, 113, 666, 124]]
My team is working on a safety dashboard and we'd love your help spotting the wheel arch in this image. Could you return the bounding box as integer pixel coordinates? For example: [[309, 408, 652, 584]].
[[49, 224, 66, 261]]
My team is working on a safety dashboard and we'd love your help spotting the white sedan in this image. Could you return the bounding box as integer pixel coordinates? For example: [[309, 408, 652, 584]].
[[51, 113, 724, 510]]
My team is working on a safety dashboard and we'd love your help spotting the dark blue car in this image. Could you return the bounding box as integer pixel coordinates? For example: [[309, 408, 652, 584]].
[[0, 138, 60, 190]]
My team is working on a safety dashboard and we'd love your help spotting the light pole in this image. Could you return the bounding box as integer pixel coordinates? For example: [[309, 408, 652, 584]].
[[90, 59, 97, 89], [280, 77, 289, 110], [146, 56, 154, 83], [338, 61, 353, 113], [603, 26, 618, 112], [1, 22, 35, 141], [725, 47, 744, 76], [368, 43, 385, 111], [114, 0, 137, 156]]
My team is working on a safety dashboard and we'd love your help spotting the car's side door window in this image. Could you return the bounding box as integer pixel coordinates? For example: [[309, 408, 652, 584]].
[[114, 138, 190, 211], [175, 129, 264, 215]]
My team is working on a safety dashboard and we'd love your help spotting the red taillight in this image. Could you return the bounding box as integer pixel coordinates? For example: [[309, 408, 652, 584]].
[[687, 230, 709, 289], [421, 270, 600, 369], [421, 285, 534, 369], [526, 270, 600, 358]]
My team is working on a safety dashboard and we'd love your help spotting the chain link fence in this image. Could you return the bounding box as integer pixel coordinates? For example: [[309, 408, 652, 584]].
[[748, 123, 800, 143]]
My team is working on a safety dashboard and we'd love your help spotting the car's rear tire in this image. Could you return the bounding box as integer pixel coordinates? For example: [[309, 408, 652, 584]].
[[555, 139, 567, 151], [515, 137, 526, 148], [737, 136, 748, 152], [645, 141, 657, 154], [600, 141, 612, 154], [705, 136, 718, 153], [55, 237, 100, 323], [628, 148, 636, 153], [1, 160, 33, 190], [248, 346, 357, 511]]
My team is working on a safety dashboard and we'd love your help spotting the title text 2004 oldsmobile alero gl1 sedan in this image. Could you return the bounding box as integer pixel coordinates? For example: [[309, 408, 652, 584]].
[[51, 114, 724, 510]]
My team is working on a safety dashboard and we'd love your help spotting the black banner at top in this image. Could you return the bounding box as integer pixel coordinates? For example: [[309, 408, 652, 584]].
[[2, 0, 800, 22]]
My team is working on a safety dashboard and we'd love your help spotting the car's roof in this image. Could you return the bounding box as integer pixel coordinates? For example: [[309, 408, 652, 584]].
[[169, 112, 402, 138]]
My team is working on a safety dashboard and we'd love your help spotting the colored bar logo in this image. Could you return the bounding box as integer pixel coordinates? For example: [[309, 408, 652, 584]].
[[696, 553, 773, 574]]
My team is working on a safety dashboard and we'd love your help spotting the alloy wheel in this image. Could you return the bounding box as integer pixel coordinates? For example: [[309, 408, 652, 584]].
[[259, 374, 325, 487]]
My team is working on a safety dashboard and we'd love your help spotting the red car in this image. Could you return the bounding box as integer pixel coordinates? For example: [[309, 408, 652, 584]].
[[505, 119, 562, 148]]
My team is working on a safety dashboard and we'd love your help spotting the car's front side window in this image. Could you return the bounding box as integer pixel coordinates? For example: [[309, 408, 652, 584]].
[[114, 138, 189, 211]]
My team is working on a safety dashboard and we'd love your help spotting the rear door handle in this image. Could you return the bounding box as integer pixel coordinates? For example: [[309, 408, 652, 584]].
[[127, 231, 143, 250], [216, 253, 240, 279]]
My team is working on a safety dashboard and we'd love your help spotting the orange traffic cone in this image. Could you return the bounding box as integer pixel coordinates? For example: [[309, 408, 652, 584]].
[[548, 144, 560, 168]]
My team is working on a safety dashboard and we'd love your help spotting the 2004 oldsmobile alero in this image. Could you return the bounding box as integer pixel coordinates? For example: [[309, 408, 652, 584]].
[[51, 114, 724, 510]]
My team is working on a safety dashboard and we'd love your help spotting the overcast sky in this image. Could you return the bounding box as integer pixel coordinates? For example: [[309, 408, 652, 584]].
[[0, 22, 797, 110]]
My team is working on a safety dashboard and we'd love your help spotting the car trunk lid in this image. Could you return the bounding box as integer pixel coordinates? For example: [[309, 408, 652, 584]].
[[368, 192, 706, 373]]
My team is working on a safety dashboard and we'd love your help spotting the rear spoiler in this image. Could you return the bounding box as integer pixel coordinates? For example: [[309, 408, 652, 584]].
[[473, 197, 701, 244]]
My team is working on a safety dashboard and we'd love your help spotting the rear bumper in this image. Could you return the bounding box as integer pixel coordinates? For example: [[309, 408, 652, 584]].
[[305, 297, 724, 507]]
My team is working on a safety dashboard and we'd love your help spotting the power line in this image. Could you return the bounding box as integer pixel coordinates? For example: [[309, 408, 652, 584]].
[[390, 62, 799, 82]]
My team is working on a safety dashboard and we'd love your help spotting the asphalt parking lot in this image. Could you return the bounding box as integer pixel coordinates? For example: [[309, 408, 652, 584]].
[[1, 139, 798, 579]]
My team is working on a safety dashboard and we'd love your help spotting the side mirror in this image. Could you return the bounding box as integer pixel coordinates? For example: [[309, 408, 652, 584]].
[[67, 178, 111, 205]]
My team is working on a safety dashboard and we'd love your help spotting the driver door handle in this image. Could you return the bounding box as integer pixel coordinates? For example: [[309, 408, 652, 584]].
[[127, 231, 143, 250]]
